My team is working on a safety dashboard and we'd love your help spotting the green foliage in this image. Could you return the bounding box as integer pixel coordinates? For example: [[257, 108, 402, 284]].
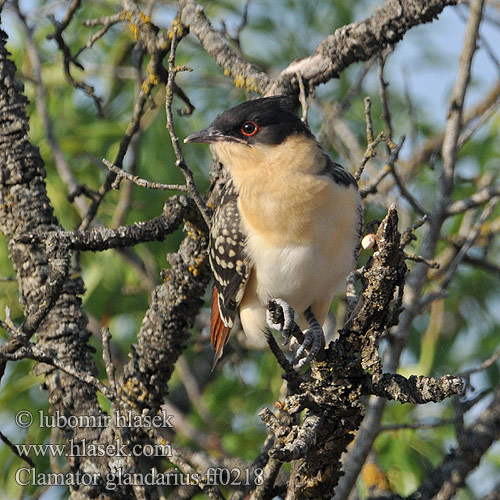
[[1, 0, 500, 498]]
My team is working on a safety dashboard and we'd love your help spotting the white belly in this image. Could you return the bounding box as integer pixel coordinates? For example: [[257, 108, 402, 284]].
[[251, 240, 347, 313], [239, 204, 358, 345]]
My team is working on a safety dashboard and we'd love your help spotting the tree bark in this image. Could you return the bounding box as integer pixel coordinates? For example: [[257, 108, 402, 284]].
[[0, 28, 105, 499]]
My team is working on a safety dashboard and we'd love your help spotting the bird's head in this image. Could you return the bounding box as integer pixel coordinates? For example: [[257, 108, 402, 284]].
[[184, 95, 310, 147], [184, 96, 323, 185]]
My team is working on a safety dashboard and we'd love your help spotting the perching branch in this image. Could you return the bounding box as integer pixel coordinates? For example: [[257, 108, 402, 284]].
[[16, 195, 198, 252], [257, 206, 462, 499]]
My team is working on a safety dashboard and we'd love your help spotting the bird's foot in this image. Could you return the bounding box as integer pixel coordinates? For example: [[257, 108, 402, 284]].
[[266, 298, 296, 346], [293, 307, 325, 369]]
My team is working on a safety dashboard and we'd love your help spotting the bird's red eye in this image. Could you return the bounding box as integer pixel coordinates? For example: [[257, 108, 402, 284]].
[[241, 121, 259, 137]]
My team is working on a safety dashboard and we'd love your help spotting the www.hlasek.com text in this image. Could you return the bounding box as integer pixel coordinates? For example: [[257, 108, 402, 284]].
[[15, 438, 172, 459]]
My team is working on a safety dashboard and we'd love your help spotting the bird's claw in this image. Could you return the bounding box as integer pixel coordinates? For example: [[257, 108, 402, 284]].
[[292, 307, 325, 369], [292, 324, 325, 368], [266, 298, 296, 346], [266, 301, 325, 369]]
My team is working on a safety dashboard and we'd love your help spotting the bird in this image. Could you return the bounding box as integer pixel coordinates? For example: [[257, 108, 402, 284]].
[[184, 95, 362, 368]]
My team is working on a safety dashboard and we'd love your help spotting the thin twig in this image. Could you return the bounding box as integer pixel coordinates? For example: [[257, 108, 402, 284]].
[[378, 50, 394, 146], [460, 345, 500, 378], [403, 252, 440, 268], [400, 215, 429, 249], [356, 96, 398, 183], [101, 327, 116, 389], [462, 254, 500, 277], [359, 165, 391, 198], [447, 184, 500, 216], [103, 158, 190, 192], [387, 136, 428, 217], [176, 356, 212, 424], [296, 72, 308, 123], [0, 429, 35, 468], [47, 0, 105, 115], [359, 138, 403, 198], [440, 195, 499, 290], [381, 418, 453, 432], [14, 0, 90, 217], [456, 95, 500, 150], [165, 28, 211, 226], [456, 5, 500, 75], [364, 97, 374, 145], [46, 0, 81, 36], [0, 340, 116, 400], [75, 12, 124, 58], [111, 121, 142, 228], [220, 0, 251, 54]]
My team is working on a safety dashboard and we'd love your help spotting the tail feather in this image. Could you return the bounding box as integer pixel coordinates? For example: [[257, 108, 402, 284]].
[[210, 286, 231, 369]]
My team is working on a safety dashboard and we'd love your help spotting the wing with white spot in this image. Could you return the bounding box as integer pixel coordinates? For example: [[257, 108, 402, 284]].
[[209, 177, 251, 361]]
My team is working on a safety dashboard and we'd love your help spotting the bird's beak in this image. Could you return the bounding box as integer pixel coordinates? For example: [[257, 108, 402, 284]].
[[184, 126, 247, 144]]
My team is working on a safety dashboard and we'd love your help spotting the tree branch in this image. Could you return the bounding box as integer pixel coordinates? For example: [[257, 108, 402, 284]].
[[180, 0, 458, 96], [335, 2, 486, 497], [119, 213, 210, 413], [408, 384, 500, 500], [269, 0, 459, 94], [0, 27, 104, 497], [16, 195, 198, 252], [364, 373, 464, 404]]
